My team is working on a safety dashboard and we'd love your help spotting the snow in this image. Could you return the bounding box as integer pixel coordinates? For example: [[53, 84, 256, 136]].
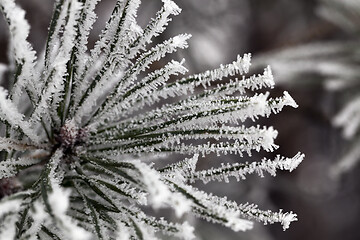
[[178, 222, 196, 240], [0, 86, 40, 143], [48, 185, 70, 216], [48, 182, 92, 240], [0, 137, 36, 152], [225, 214, 254, 232], [279, 211, 298, 231], [163, 0, 181, 15], [132, 160, 192, 216], [190, 153, 304, 183], [115, 222, 131, 240], [282, 91, 298, 108], [0, 198, 22, 217], [333, 95, 360, 139], [0, 157, 40, 179]]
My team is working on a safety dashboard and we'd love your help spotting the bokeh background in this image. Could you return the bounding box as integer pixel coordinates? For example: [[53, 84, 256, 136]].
[[1, 0, 360, 239]]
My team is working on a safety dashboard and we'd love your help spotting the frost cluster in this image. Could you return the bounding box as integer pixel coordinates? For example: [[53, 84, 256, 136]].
[[0, 0, 303, 239]]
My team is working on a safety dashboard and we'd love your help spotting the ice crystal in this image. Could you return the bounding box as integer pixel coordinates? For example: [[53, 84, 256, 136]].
[[0, 0, 303, 239]]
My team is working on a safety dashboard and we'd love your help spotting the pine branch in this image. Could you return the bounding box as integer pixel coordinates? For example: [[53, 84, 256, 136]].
[[0, 0, 303, 239]]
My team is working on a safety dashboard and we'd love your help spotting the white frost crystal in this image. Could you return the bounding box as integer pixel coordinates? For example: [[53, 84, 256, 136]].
[[0, 0, 303, 239]]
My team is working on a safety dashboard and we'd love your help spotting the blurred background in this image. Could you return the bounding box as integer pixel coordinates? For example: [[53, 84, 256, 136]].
[[1, 0, 360, 239]]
